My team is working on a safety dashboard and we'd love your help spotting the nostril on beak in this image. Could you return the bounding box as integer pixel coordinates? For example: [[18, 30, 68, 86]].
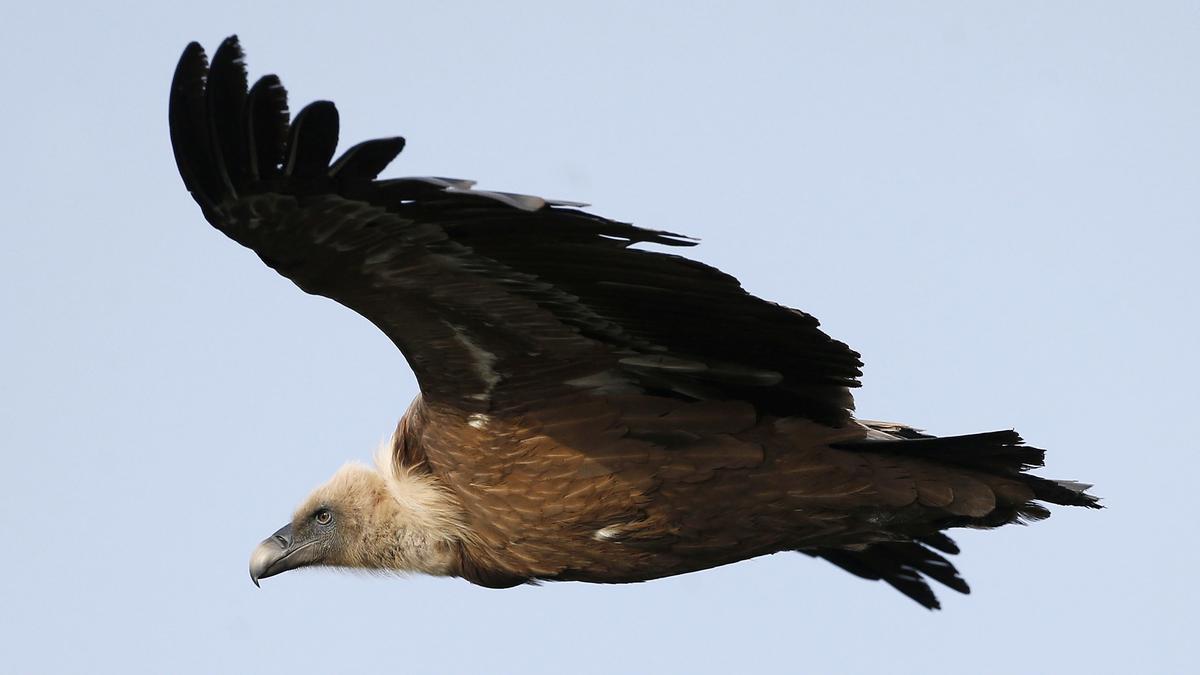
[[273, 534, 290, 548]]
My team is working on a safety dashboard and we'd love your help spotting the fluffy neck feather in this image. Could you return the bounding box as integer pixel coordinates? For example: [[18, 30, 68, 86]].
[[368, 441, 470, 576], [316, 442, 469, 577]]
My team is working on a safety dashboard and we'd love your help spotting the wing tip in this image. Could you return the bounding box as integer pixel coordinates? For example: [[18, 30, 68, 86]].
[[283, 100, 341, 177], [170, 40, 217, 208], [329, 136, 407, 180], [212, 34, 245, 64]]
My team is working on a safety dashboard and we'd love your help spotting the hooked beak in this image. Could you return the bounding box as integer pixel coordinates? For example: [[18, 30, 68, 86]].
[[249, 523, 322, 587]]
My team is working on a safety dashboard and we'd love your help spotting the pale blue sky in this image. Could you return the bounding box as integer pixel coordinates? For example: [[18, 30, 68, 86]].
[[1, 2, 1196, 673]]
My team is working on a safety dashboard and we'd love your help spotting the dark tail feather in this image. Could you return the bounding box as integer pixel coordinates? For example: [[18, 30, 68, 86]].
[[819, 427, 1099, 607], [839, 429, 1045, 473], [807, 540, 969, 610], [1025, 476, 1101, 509], [833, 428, 1101, 509]]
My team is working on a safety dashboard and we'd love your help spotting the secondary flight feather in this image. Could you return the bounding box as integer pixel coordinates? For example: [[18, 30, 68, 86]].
[[171, 36, 1098, 609]]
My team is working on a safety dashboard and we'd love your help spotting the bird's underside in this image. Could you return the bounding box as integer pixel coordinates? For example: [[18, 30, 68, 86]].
[[400, 394, 1094, 608], [174, 36, 1100, 610]]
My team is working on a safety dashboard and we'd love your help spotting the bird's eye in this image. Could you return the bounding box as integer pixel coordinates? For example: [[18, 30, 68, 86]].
[[314, 509, 333, 525]]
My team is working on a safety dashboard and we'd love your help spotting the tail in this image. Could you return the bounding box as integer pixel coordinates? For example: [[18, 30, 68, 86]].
[[838, 426, 1101, 513], [815, 426, 1100, 609]]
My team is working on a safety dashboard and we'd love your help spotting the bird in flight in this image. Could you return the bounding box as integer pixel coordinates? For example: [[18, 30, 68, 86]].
[[171, 36, 1098, 609]]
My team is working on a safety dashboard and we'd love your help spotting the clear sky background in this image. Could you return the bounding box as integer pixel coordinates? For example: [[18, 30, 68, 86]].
[[1, 2, 1196, 673]]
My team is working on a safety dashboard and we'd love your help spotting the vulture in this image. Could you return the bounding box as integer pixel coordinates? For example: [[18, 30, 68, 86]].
[[171, 36, 1099, 609]]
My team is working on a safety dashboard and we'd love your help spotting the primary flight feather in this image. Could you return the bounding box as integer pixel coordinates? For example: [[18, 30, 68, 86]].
[[172, 36, 1098, 609]]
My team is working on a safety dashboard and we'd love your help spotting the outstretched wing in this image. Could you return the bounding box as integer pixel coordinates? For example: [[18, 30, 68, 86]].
[[170, 36, 863, 423]]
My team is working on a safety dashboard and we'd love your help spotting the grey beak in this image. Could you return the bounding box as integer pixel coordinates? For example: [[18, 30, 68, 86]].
[[249, 523, 295, 587]]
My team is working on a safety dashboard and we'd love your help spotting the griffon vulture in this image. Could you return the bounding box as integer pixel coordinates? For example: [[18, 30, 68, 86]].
[[171, 36, 1099, 609]]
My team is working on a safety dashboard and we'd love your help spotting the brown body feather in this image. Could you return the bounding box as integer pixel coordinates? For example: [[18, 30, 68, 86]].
[[179, 37, 1100, 610], [401, 393, 1091, 603]]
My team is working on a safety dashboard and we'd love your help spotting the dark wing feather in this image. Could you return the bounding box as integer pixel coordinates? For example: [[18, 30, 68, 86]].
[[245, 75, 289, 182], [810, 541, 970, 610], [285, 102, 340, 178], [170, 37, 862, 422], [329, 138, 406, 180]]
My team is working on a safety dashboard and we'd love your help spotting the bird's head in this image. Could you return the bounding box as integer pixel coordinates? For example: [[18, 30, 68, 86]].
[[248, 463, 385, 585], [248, 451, 467, 586]]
